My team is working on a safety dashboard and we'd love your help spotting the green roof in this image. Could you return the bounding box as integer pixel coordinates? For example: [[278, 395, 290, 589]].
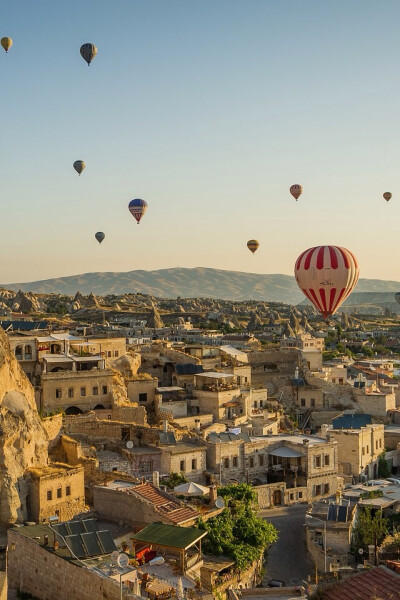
[[131, 522, 207, 550]]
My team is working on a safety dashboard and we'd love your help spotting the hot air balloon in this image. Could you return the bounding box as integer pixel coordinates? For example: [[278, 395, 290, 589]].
[[383, 192, 392, 202], [95, 232, 105, 244], [247, 240, 259, 254], [80, 43, 97, 65], [128, 198, 148, 224], [395, 292, 400, 305], [1, 37, 12, 53], [73, 160, 86, 175], [294, 245, 359, 318], [290, 184, 303, 201]]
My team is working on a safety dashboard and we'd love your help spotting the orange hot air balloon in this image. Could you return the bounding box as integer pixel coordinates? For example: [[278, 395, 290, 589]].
[[290, 184, 303, 201], [247, 239, 259, 254], [294, 245, 359, 318], [383, 192, 392, 202]]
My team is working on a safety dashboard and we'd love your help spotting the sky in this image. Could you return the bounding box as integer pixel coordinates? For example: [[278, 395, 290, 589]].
[[1, 0, 400, 283]]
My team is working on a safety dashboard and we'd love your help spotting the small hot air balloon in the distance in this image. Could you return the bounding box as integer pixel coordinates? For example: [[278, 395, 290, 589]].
[[80, 43, 97, 65], [95, 232, 105, 244], [290, 184, 303, 201], [1, 37, 12, 53], [128, 198, 148, 224], [294, 245, 359, 318], [247, 240, 260, 254], [73, 160, 86, 175], [383, 192, 392, 202]]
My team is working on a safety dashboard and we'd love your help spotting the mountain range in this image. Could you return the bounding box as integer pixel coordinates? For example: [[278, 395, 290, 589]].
[[2, 267, 400, 304]]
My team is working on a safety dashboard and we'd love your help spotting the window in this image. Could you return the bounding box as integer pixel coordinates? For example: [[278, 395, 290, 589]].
[[180, 460, 185, 472], [93, 386, 99, 395], [102, 385, 108, 395], [298, 491, 303, 499], [315, 485, 321, 496], [80, 387, 86, 397], [259, 455, 264, 466], [15, 346, 23, 359], [366, 445, 369, 454], [324, 454, 330, 466], [362, 447, 365, 455], [300, 398, 306, 407], [379, 439, 382, 448], [57, 488, 62, 499], [315, 455, 321, 468], [249, 457, 254, 468], [139, 393, 147, 403], [114, 351, 119, 357], [68, 388, 74, 398], [224, 458, 230, 469], [25, 345, 32, 359], [310, 398, 315, 408], [47, 490, 52, 501], [107, 351, 112, 357], [233, 456, 238, 467], [55, 389, 62, 399], [376, 440, 378, 450], [192, 459, 197, 470], [324, 483, 329, 495]]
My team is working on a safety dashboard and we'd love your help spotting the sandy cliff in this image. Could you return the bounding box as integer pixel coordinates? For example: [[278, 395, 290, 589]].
[[0, 328, 48, 525]]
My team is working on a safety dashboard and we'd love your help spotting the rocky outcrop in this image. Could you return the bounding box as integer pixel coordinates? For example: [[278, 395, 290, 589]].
[[0, 328, 48, 526], [111, 352, 141, 380], [146, 304, 164, 328], [11, 290, 41, 314]]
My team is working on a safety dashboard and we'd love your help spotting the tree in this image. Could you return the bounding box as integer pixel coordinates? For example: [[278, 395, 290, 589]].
[[378, 452, 391, 478], [163, 472, 188, 489], [198, 484, 277, 571], [351, 507, 388, 554]]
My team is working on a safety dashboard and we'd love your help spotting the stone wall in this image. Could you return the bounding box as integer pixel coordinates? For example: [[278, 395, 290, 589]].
[[7, 528, 130, 600], [41, 413, 64, 446], [40, 369, 114, 413], [64, 413, 161, 446]]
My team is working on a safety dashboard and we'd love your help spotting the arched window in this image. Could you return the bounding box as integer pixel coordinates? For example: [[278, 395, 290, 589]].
[[15, 346, 23, 360], [24, 345, 32, 359]]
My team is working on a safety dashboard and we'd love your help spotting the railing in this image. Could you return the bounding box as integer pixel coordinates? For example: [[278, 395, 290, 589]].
[[185, 552, 201, 570]]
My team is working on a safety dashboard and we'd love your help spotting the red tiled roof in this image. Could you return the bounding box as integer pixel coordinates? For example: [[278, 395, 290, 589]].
[[130, 482, 198, 524], [322, 565, 400, 600]]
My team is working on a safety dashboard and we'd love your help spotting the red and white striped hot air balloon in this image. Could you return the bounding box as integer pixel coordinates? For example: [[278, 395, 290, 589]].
[[294, 245, 359, 318]]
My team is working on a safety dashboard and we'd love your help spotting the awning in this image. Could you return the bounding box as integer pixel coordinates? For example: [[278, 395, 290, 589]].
[[196, 372, 233, 379], [156, 387, 184, 393], [219, 345, 248, 362], [269, 446, 303, 458], [41, 355, 73, 363], [131, 523, 207, 550], [223, 401, 239, 407], [72, 355, 101, 362]]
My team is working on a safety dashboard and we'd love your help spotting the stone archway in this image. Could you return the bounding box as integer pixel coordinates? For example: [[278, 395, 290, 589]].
[[65, 406, 83, 415], [273, 489, 282, 505]]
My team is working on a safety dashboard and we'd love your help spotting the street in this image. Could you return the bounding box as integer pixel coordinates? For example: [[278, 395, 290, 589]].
[[260, 504, 314, 587]]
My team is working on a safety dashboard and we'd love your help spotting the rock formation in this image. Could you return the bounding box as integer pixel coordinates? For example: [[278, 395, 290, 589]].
[[0, 328, 48, 526], [146, 304, 164, 328]]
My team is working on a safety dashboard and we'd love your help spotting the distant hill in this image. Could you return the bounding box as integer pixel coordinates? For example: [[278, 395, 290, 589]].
[[2, 267, 400, 303]]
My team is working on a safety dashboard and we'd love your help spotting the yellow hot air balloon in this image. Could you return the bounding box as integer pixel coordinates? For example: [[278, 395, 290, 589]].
[[383, 192, 392, 202], [1, 37, 12, 53], [247, 240, 260, 254]]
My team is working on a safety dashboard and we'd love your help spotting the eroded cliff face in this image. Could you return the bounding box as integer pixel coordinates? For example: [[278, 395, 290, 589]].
[[0, 329, 48, 525]]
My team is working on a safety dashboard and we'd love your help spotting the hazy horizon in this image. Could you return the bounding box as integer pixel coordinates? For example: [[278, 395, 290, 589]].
[[2, 1, 400, 282]]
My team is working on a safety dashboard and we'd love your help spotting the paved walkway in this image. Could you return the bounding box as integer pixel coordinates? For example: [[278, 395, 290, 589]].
[[260, 504, 314, 587]]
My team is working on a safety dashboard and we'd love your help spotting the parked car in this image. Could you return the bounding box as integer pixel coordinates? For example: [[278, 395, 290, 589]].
[[365, 480, 388, 487], [267, 580, 286, 588], [387, 478, 400, 486]]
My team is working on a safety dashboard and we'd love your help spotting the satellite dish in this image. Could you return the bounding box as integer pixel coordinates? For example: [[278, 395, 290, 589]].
[[126, 441, 133, 449], [117, 553, 129, 568], [215, 496, 225, 509], [111, 550, 120, 565], [358, 548, 364, 555]]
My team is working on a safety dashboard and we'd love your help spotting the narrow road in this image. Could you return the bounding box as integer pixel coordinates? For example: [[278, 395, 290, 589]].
[[260, 504, 314, 587]]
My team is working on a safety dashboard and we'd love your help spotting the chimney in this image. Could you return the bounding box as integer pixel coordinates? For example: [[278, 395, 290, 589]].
[[194, 419, 201, 432], [336, 489, 342, 506], [209, 485, 217, 503], [152, 471, 160, 487], [163, 419, 168, 433]]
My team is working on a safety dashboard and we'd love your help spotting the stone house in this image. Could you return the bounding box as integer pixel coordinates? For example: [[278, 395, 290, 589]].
[[206, 432, 338, 502], [37, 369, 114, 414], [26, 463, 85, 523], [126, 376, 158, 406], [93, 480, 199, 528], [327, 423, 385, 481], [157, 442, 208, 483]]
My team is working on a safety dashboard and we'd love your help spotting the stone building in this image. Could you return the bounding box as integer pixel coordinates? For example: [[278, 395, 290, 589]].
[[280, 334, 324, 351], [126, 376, 158, 407], [157, 442, 207, 483], [327, 423, 384, 481], [205, 432, 338, 502], [38, 369, 114, 414], [26, 463, 85, 523]]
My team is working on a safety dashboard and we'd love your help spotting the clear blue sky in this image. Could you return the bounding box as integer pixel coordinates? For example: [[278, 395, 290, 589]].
[[1, 0, 400, 283]]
